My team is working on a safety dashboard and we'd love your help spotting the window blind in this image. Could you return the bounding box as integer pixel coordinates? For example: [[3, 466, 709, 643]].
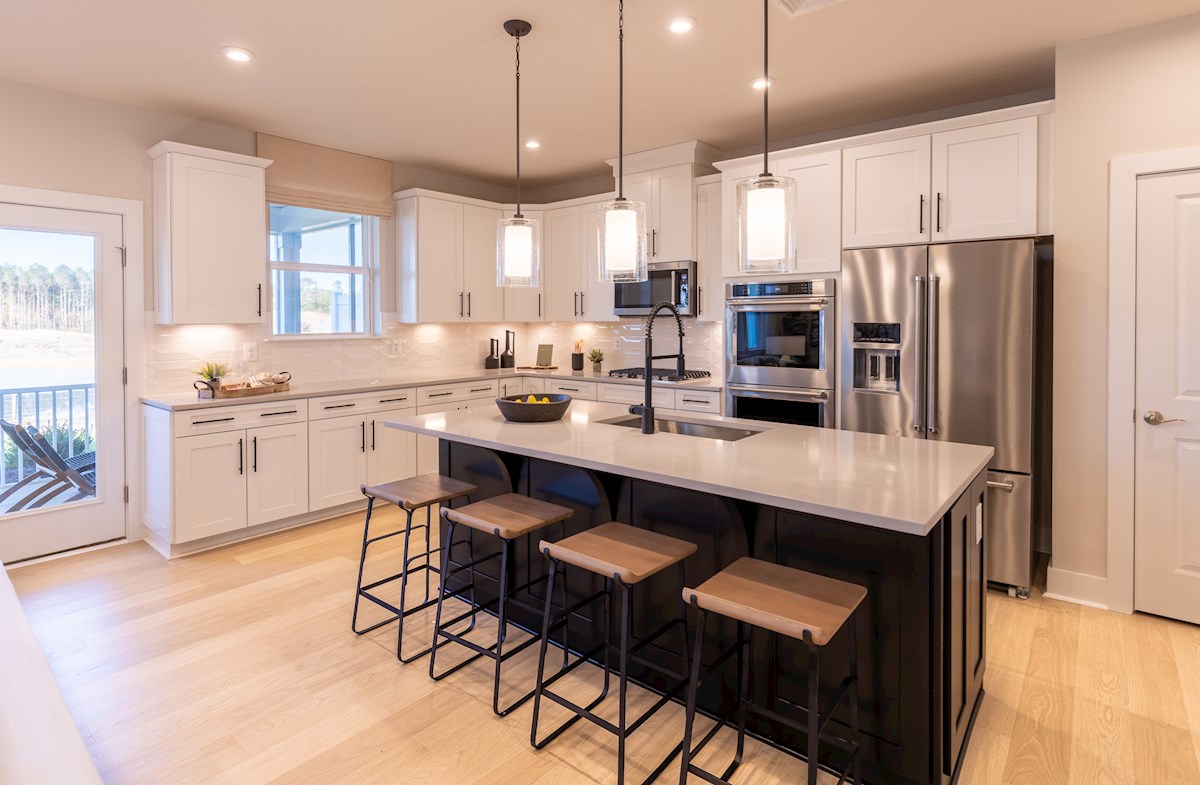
[[256, 133, 393, 218]]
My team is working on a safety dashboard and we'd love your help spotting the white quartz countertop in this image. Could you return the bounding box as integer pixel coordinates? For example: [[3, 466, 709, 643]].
[[384, 400, 993, 537], [140, 368, 721, 412]]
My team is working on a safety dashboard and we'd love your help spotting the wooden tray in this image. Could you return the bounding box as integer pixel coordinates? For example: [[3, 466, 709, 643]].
[[196, 381, 290, 400]]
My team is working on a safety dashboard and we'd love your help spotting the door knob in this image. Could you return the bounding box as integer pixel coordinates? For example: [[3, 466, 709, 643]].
[[1144, 410, 1186, 425]]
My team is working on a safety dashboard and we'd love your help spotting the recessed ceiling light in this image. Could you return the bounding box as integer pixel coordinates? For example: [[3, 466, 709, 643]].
[[525, 140, 541, 150], [222, 46, 254, 63], [751, 76, 774, 90], [668, 16, 696, 34]]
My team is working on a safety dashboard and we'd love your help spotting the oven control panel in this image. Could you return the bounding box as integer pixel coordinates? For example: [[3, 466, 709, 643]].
[[727, 279, 833, 299]]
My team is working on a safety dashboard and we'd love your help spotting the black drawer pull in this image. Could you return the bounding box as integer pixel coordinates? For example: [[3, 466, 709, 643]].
[[558, 386, 579, 392], [324, 403, 357, 410], [681, 398, 708, 404], [194, 416, 235, 425], [428, 392, 454, 398], [260, 410, 298, 417], [470, 387, 491, 393], [378, 397, 409, 404]]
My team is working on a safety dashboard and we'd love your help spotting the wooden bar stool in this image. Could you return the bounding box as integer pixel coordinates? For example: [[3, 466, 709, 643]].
[[429, 492, 574, 717], [679, 557, 866, 785], [531, 522, 698, 785], [352, 474, 477, 663]]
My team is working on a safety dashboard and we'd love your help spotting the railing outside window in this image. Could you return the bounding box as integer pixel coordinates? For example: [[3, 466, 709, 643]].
[[0, 383, 96, 485]]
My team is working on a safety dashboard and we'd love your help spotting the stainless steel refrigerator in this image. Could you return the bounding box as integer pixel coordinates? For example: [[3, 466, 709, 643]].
[[839, 238, 1052, 597]]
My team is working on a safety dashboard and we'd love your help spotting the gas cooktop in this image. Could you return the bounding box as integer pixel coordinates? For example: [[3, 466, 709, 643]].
[[607, 368, 713, 382]]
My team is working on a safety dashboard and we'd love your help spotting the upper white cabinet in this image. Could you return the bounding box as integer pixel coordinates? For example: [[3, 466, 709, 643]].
[[607, 141, 724, 264], [694, 178, 724, 322], [930, 116, 1038, 242], [502, 209, 544, 322], [718, 149, 842, 276], [148, 142, 271, 325], [842, 136, 931, 249], [842, 116, 1039, 248], [542, 200, 616, 323], [397, 192, 504, 323]]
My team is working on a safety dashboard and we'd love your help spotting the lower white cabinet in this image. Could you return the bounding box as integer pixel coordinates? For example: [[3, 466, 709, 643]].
[[413, 397, 494, 474], [521, 377, 546, 395], [597, 383, 674, 409], [547, 379, 597, 400], [174, 421, 309, 542], [309, 407, 417, 511]]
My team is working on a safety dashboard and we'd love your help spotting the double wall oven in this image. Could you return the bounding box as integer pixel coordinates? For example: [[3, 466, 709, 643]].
[[725, 279, 836, 428]]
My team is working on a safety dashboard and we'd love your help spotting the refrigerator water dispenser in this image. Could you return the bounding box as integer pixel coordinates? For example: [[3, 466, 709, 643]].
[[853, 348, 900, 392]]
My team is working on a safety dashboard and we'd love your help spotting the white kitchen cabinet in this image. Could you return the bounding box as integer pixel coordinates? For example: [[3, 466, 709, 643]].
[[520, 377, 546, 395], [674, 389, 722, 414], [148, 141, 271, 325], [413, 395, 495, 475], [546, 379, 597, 400], [397, 195, 463, 323], [843, 117, 1039, 249], [503, 209, 545, 322], [597, 383, 673, 409], [694, 179, 724, 322], [247, 422, 309, 526], [174, 430, 248, 542], [462, 204, 505, 322], [930, 117, 1038, 242], [365, 407, 418, 488], [542, 201, 615, 323], [842, 136, 932, 249], [308, 413, 370, 511], [621, 164, 695, 262]]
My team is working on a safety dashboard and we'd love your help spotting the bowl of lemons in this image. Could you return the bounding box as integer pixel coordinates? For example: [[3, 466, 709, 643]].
[[495, 392, 572, 423]]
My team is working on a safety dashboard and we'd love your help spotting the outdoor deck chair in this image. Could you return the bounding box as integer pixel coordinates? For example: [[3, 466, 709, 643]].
[[0, 420, 96, 512]]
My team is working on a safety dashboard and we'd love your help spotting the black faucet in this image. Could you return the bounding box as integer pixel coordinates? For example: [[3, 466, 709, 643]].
[[629, 301, 686, 434]]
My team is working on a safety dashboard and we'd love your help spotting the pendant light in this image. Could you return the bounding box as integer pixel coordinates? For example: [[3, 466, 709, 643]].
[[597, 0, 647, 283], [497, 19, 541, 287], [736, 0, 796, 274]]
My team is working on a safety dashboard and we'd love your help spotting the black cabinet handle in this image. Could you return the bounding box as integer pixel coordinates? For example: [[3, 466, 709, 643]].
[[360, 421, 366, 453], [936, 192, 943, 233], [470, 387, 491, 393], [698, 286, 703, 314], [194, 416, 235, 425], [651, 229, 657, 257], [238, 438, 244, 475], [580, 292, 585, 315], [324, 403, 356, 410], [428, 391, 454, 398], [378, 397, 408, 404], [252, 436, 257, 473], [257, 284, 262, 317], [460, 292, 464, 317], [681, 397, 707, 404], [259, 410, 298, 417], [558, 386, 579, 392], [467, 291, 472, 318], [573, 291, 579, 317], [538, 292, 542, 318], [371, 420, 376, 451], [919, 195, 925, 234]]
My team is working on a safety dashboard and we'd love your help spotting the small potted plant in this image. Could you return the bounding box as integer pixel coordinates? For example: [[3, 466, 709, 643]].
[[193, 361, 231, 397], [587, 348, 605, 374]]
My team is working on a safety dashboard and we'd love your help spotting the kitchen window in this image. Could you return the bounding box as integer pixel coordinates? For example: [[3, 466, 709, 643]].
[[268, 204, 378, 336]]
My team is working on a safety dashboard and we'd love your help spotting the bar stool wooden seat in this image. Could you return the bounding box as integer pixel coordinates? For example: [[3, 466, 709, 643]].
[[352, 474, 476, 664], [679, 557, 866, 785], [429, 493, 574, 717], [531, 523, 698, 785]]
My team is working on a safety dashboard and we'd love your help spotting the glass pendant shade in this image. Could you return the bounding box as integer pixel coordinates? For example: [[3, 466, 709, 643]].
[[496, 215, 541, 287], [597, 198, 647, 282], [736, 174, 797, 273]]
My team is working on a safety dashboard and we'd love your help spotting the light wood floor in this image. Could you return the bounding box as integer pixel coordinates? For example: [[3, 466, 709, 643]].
[[8, 510, 1200, 785]]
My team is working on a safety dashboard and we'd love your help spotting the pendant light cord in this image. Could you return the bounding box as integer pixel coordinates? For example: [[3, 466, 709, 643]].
[[617, 0, 625, 201], [762, 0, 771, 178], [514, 32, 523, 218]]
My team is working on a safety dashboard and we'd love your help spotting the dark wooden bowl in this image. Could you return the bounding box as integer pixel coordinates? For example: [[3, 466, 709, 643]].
[[496, 393, 572, 422]]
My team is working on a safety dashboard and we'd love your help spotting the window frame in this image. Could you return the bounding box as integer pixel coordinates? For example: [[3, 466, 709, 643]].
[[267, 204, 381, 339]]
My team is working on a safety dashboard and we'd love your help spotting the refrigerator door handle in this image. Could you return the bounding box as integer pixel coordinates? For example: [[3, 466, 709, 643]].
[[927, 275, 940, 434], [913, 275, 926, 433]]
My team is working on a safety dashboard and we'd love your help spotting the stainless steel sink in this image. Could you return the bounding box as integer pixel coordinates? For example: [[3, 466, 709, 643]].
[[598, 415, 765, 442]]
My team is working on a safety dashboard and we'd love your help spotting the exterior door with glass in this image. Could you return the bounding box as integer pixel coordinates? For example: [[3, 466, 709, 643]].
[[0, 203, 125, 563]]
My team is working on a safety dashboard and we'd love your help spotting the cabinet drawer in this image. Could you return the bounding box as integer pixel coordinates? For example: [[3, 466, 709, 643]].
[[546, 380, 596, 400], [674, 389, 721, 414], [521, 377, 547, 395], [309, 388, 415, 419], [176, 400, 308, 435], [417, 380, 499, 406], [598, 383, 673, 409]]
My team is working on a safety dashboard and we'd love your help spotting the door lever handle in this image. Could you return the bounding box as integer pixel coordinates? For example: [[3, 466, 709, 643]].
[[1144, 410, 1186, 425]]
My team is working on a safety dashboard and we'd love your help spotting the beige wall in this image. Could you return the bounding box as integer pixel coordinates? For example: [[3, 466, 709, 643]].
[[1051, 14, 1200, 586]]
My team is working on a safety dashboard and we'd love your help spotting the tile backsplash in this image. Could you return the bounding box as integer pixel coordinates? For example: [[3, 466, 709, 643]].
[[143, 316, 724, 396]]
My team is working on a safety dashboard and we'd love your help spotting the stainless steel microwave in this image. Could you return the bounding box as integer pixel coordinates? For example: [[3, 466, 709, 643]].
[[613, 260, 697, 317]]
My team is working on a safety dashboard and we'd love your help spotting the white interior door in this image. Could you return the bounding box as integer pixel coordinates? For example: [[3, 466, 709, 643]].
[[0, 203, 125, 563], [1134, 169, 1200, 625]]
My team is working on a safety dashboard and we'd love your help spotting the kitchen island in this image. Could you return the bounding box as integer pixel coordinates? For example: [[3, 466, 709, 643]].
[[386, 400, 992, 785]]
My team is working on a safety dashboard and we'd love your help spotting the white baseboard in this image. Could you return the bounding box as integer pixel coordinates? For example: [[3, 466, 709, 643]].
[[1045, 565, 1109, 610]]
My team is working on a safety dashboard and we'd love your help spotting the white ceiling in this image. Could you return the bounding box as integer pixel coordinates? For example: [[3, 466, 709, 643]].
[[1, 0, 1196, 189]]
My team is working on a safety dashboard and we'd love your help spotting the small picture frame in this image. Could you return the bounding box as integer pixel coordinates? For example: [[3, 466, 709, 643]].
[[536, 344, 553, 367]]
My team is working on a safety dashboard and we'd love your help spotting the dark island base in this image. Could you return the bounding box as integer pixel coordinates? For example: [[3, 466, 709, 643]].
[[439, 441, 987, 785]]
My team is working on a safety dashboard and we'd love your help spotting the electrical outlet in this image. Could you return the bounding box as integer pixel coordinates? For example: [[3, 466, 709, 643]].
[[242, 342, 257, 362]]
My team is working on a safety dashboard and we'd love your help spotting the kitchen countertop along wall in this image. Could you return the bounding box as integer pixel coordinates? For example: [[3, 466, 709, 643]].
[[140, 367, 722, 412]]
